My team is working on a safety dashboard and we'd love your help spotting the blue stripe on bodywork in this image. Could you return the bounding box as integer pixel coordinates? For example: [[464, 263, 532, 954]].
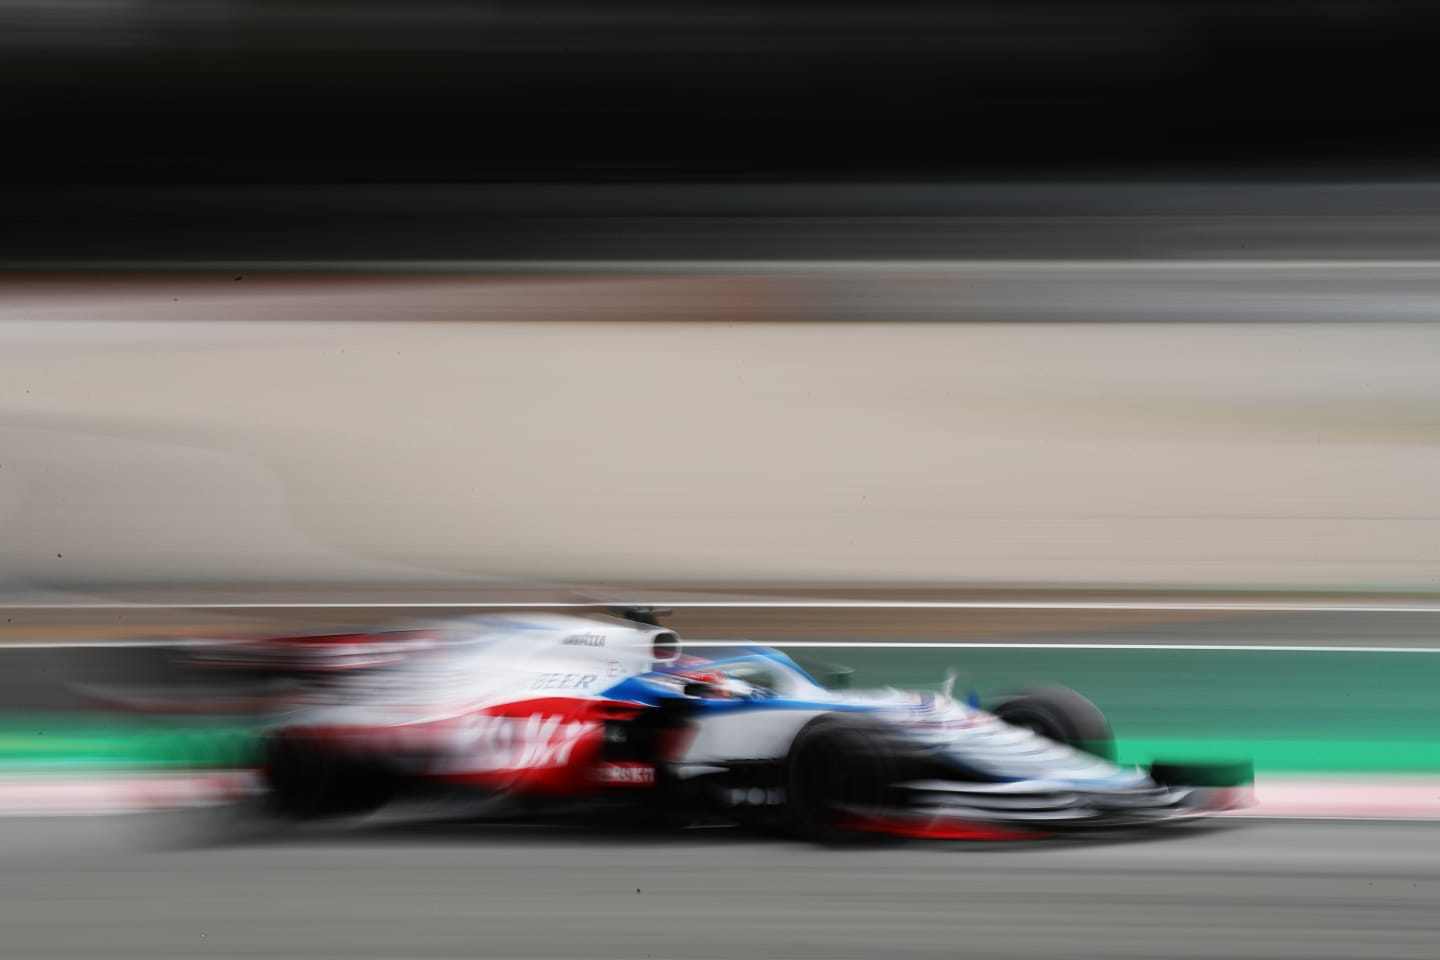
[[598, 674, 875, 715]]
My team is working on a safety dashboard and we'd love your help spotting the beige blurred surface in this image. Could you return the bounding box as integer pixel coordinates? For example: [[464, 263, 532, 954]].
[[2, 273, 1440, 590]]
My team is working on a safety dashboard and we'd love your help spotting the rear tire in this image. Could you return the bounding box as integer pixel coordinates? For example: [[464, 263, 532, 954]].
[[262, 734, 393, 820], [990, 686, 1116, 760]]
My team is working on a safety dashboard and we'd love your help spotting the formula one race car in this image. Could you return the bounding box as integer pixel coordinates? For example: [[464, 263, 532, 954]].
[[255, 609, 1251, 840]]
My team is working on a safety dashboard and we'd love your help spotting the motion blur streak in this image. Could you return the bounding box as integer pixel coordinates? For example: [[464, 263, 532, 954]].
[[6, 0, 1440, 956], [3, 273, 1440, 589], [2, 823, 1439, 960]]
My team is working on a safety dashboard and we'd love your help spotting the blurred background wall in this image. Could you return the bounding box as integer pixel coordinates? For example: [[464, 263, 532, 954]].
[[4, 1, 1440, 595], [3, 273, 1438, 591], [4, 0, 1439, 185]]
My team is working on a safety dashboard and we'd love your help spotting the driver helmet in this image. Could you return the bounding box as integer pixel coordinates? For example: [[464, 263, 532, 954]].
[[679, 669, 755, 700]]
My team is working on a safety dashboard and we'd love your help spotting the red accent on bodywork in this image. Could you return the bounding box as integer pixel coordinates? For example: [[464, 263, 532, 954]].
[[434, 697, 619, 796], [838, 813, 1049, 841], [290, 697, 651, 798]]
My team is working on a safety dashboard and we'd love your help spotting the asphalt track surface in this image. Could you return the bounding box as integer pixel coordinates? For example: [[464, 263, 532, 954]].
[[0, 818, 1437, 959]]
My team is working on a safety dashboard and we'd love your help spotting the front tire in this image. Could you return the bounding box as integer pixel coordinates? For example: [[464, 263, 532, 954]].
[[783, 715, 903, 840], [990, 686, 1116, 760]]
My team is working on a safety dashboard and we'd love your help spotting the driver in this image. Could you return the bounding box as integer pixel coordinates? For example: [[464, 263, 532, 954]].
[[677, 669, 757, 700]]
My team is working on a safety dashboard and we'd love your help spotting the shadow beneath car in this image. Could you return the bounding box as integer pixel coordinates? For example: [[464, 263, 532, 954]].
[[185, 800, 1244, 853]]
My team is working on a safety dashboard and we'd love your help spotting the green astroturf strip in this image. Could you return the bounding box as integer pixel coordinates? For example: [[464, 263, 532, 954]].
[[794, 645, 1440, 741], [0, 732, 1427, 774], [0, 718, 261, 769], [794, 644, 1440, 774]]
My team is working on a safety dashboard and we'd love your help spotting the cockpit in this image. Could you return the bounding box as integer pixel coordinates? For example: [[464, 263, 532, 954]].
[[661, 651, 829, 702]]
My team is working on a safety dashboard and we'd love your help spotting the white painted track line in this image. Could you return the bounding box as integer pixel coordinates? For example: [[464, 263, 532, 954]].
[[4, 600, 1440, 613], [684, 641, 1440, 653]]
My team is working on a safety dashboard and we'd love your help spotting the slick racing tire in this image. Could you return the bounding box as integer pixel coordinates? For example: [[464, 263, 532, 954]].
[[262, 734, 394, 820], [783, 715, 903, 841], [991, 686, 1116, 761]]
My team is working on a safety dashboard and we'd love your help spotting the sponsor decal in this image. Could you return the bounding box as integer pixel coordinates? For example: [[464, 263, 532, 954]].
[[531, 672, 596, 691], [453, 712, 598, 770], [594, 764, 656, 785], [562, 633, 607, 647], [724, 786, 784, 807], [607, 659, 622, 677]]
